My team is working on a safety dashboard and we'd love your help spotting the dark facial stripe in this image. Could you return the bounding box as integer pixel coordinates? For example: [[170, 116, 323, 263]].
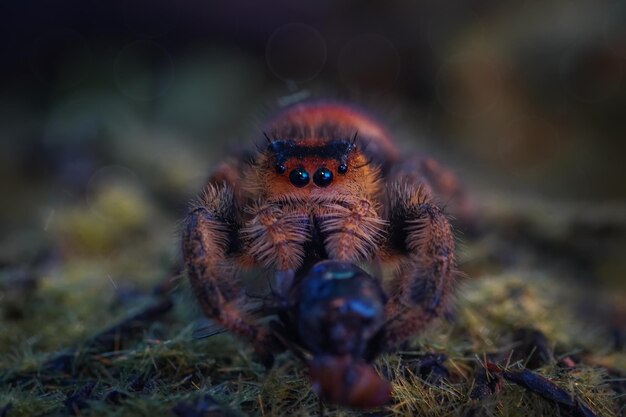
[[268, 140, 353, 164]]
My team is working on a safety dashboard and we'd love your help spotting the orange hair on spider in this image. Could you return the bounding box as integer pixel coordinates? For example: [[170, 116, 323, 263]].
[[241, 102, 394, 202]]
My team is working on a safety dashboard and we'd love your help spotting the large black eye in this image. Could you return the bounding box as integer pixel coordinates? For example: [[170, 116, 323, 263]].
[[337, 164, 348, 174], [289, 167, 310, 187], [313, 167, 333, 187]]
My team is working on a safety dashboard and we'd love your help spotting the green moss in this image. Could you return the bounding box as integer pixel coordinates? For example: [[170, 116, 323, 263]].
[[2, 265, 623, 417], [1, 176, 624, 417]]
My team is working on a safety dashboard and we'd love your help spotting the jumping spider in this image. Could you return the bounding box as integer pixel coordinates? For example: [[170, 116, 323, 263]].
[[182, 101, 466, 382]]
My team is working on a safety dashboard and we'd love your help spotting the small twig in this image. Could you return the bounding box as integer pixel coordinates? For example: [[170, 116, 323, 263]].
[[483, 362, 599, 417]]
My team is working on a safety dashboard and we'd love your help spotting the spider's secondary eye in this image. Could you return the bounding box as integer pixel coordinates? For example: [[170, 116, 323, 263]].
[[275, 164, 286, 174], [313, 167, 333, 187], [337, 164, 348, 174], [289, 167, 310, 187]]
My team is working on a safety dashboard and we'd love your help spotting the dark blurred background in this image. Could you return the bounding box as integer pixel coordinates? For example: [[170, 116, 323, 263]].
[[0, 1, 624, 285]]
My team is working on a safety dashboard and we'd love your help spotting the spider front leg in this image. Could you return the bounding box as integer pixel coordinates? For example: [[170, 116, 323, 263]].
[[241, 200, 311, 295], [182, 184, 277, 365], [317, 196, 387, 262], [381, 183, 456, 350]]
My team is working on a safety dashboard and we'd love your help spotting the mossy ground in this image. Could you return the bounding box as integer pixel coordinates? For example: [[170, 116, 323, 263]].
[[1, 120, 625, 417], [2, 1, 625, 414], [1, 174, 624, 417]]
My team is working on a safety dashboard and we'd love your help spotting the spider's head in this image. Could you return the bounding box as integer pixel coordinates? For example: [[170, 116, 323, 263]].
[[244, 102, 395, 200], [252, 135, 379, 200], [270, 137, 355, 186]]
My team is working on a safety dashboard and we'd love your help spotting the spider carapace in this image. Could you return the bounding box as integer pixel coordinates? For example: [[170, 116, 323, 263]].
[[182, 100, 464, 376]]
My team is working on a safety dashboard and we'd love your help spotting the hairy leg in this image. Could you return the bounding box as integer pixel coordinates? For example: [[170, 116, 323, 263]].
[[242, 193, 386, 293], [182, 183, 277, 363], [381, 183, 456, 350], [205, 153, 255, 198], [388, 156, 474, 227], [240, 199, 311, 271], [316, 195, 387, 262]]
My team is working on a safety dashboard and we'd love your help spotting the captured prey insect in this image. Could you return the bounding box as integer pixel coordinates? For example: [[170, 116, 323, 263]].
[[271, 260, 392, 408], [182, 100, 467, 403]]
